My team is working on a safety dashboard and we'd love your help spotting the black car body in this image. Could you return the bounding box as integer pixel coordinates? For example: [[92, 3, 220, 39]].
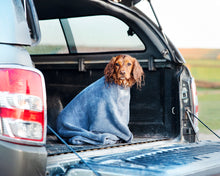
[[0, 0, 219, 176]]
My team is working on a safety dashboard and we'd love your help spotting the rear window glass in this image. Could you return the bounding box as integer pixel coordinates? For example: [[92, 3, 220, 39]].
[[26, 15, 145, 55], [67, 15, 145, 53], [26, 19, 68, 54]]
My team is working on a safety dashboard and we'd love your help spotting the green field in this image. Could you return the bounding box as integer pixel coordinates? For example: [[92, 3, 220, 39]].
[[186, 59, 220, 67], [25, 45, 67, 54], [185, 58, 220, 133], [197, 88, 220, 133], [191, 67, 220, 83], [186, 59, 220, 83]]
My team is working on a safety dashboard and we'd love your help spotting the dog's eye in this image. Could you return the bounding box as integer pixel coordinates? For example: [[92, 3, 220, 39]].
[[127, 63, 132, 66], [115, 63, 120, 66]]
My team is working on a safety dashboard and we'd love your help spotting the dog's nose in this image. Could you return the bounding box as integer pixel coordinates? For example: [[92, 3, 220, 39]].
[[120, 70, 126, 75]]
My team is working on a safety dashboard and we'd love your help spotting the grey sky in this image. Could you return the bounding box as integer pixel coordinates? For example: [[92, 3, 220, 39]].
[[137, 0, 220, 48]]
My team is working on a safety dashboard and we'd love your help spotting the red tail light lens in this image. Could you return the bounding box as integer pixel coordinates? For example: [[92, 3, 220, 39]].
[[0, 67, 46, 145]]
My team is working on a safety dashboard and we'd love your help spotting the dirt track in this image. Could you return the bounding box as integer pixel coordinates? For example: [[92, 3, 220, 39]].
[[199, 130, 220, 142], [196, 80, 220, 89]]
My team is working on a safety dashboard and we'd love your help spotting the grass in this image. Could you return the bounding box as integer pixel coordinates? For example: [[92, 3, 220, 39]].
[[186, 59, 220, 67], [184, 58, 220, 133], [190, 67, 220, 82], [197, 88, 220, 133], [25, 45, 67, 54], [185, 59, 220, 82]]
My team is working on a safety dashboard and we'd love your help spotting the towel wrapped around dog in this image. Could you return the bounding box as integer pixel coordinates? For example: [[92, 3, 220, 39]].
[[57, 76, 133, 145]]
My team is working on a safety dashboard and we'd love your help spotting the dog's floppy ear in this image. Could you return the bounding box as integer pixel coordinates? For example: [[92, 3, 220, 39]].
[[104, 56, 117, 83], [132, 58, 144, 88]]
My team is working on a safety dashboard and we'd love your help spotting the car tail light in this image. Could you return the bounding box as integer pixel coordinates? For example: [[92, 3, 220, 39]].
[[191, 78, 199, 133], [0, 66, 46, 145]]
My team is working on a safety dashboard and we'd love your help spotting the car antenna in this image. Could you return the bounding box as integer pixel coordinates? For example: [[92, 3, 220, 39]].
[[147, 0, 168, 43]]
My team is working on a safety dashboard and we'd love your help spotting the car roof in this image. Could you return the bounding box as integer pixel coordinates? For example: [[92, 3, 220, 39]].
[[33, 0, 102, 20], [33, 0, 141, 20]]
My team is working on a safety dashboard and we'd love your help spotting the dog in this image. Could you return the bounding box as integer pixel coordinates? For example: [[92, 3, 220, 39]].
[[57, 55, 144, 145], [104, 54, 144, 88]]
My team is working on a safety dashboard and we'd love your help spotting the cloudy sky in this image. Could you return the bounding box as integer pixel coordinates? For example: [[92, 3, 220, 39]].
[[136, 0, 220, 48]]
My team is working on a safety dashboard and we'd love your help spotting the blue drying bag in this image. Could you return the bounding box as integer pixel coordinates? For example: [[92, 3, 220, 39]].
[[57, 76, 133, 145]]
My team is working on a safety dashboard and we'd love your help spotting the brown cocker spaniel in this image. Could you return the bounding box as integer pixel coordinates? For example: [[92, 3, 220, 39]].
[[57, 54, 145, 145], [104, 54, 144, 88]]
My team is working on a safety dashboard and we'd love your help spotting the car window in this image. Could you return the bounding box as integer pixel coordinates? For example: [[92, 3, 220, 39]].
[[67, 15, 145, 53], [26, 15, 145, 55], [26, 19, 68, 55]]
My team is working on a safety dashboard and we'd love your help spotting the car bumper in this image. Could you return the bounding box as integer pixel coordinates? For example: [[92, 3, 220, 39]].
[[0, 140, 47, 176]]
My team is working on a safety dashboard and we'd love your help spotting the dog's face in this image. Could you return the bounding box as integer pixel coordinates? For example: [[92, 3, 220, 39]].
[[104, 55, 144, 88], [114, 55, 134, 81]]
